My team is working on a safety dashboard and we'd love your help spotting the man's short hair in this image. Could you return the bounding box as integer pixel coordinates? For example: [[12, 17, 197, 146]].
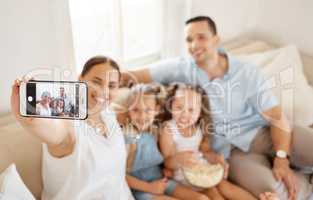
[[185, 16, 217, 35]]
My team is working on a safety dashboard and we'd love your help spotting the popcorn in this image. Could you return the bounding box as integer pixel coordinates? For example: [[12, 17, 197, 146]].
[[183, 163, 224, 188]]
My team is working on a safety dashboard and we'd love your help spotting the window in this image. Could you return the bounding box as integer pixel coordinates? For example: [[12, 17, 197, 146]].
[[69, 0, 163, 71]]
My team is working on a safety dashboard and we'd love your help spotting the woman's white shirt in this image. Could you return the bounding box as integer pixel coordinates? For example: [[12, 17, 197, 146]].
[[36, 103, 51, 116], [41, 108, 134, 200]]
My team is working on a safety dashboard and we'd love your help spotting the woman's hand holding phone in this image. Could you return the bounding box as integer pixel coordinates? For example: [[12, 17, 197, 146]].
[[17, 77, 87, 120], [11, 76, 34, 123], [10, 76, 74, 146]]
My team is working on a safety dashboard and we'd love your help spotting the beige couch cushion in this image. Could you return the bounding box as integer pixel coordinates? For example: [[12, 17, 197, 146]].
[[0, 121, 42, 199]]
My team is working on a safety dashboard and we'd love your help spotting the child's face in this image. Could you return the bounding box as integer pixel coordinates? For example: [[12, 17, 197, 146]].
[[58, 100, 64, 108], [171, 88, 202, 128], [129, 94, 158, 131], [52, 101, 57, 108]]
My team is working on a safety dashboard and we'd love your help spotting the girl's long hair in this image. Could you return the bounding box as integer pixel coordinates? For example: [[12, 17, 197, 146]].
[[163, 83, 214, 136]]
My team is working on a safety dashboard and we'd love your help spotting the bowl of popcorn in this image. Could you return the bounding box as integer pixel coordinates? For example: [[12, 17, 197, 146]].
[[183, 162, 224, 188]]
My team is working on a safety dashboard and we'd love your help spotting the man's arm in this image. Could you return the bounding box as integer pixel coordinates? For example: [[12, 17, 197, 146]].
[[247, 66, 297, 199], [121, 68, 152, 86], [121, 58, 182, 87], [261, 106, 291, 154], [248, 67, 292, 154], [262, 106, 298, 200]]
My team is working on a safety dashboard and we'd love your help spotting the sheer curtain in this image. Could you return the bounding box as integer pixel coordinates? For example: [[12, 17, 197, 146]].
[[161, 0, 192, 59], [69, 0, 192, 71]]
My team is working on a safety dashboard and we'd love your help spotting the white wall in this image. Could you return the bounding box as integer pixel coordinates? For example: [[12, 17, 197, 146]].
[[253, 0, 313, 56], [190, 0, 260, 41], [2, 0, 312, 115], [0, 0, 75, 115], [162, 0, 192, 58]]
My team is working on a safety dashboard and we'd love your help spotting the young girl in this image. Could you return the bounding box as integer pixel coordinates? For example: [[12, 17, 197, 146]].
[[160, 83, 279, 200], [123, 84, 211, 200]]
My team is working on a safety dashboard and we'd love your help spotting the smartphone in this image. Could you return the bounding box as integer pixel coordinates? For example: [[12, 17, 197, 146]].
[[19, 80, 88, 120]]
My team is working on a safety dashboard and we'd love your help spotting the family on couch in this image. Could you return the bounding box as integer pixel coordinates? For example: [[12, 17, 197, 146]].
[[10, 16, 313, 200], [36, 87, 74, 117]]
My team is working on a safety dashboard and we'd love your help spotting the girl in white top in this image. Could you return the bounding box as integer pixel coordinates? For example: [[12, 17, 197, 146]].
[[11, 56, 134, 200], [160, 83, 279, 200]]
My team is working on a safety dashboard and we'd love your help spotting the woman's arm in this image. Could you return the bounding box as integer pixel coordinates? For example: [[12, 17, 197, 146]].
[[11, 78, 73, 147], [121, 68, 152, 86]]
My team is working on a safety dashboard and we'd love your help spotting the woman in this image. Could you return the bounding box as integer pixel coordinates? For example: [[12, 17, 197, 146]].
[[11, 56, 134, 200], [36, 91, 52, 116]]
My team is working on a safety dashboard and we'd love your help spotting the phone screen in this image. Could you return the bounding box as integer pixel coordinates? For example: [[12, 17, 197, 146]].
[[22, 81, 87, 119]]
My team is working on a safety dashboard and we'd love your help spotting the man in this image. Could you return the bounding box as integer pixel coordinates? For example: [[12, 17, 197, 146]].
[[121, 16, 313, 199], [58, 87, 73, 115]]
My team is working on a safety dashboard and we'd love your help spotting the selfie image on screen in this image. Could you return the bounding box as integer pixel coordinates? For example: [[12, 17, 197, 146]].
[[35, 83, 79, 118]]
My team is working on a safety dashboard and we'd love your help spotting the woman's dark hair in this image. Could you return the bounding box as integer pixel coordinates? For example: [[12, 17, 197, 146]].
[[164, 83, 214, 135], [80, 56, 121, 78]]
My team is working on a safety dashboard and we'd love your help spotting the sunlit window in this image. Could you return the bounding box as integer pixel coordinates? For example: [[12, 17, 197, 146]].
[[69, 0, 163, 71]]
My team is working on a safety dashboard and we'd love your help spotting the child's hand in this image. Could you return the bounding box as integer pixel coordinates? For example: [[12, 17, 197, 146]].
[[162, 168, 174, 178], [203, 151, 229, 179], [148, 178, 168, 195], [259, 192, 280, 200], [175, 151, 199, 168]]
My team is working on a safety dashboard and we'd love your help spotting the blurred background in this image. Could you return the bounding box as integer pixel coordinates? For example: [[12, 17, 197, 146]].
[[1, 0, 312, 115]]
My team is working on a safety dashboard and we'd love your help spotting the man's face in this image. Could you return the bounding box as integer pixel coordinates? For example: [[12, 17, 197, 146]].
[[185, 21, 219, 63], [60, 88, 65, 96]]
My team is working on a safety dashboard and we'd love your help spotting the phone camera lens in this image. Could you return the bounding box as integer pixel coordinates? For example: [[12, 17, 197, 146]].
[[28, 96, 33, 102]]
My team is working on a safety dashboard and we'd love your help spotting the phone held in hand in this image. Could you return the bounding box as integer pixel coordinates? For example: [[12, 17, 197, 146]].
[[19, 80, 88, 120]]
